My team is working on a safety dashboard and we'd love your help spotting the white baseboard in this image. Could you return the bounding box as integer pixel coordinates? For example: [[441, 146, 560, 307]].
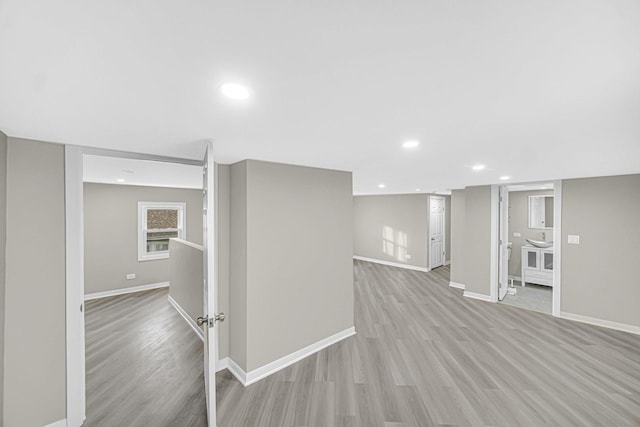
[[508, 275, 522, 282], [559, 311, 640, 336], [216, 357, 230, 373], [449, 281, 465, 290], [85, 282, 169, 301], [43, 419, 66, 427], [444, 260, 451, 266], [353, 256, 430, 273], [225, 326, 356, 387], [463, 291, 493, 302], [168, 295, 204, 341]]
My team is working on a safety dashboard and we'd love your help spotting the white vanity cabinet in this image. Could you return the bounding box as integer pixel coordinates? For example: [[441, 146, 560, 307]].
[[521, 245, 553, 287]]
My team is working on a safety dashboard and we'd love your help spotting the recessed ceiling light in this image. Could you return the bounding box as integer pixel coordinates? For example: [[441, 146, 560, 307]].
[[500, 176, 511, 180], [472, 164, 486, 171], [402, 140, 420, 149], [415, 188, 421, 192], [378, 184, 386, 188], [220, 83, 250, 100], [116, 178, 125, 183]]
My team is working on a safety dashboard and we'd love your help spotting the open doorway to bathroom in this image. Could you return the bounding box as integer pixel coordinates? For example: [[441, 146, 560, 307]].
[[497, 182, 558, 315]]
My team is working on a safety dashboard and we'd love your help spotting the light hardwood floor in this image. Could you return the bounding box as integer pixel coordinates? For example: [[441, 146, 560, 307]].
[[86, 260, 640, 426]]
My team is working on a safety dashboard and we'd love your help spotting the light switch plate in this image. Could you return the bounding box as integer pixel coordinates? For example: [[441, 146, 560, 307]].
[[513, 232, 521, 237], [568, 235, 580, 245], [126, 273, 136, 280]]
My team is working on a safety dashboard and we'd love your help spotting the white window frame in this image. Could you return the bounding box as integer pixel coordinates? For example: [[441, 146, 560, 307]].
[[137, 201, 187, 261]]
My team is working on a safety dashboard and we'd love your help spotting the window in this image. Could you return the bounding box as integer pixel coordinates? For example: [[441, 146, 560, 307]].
[[138, 201, 186, 261]]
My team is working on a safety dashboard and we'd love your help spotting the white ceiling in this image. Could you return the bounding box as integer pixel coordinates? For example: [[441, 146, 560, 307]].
[[1, 0, 639, 194], [83, 155, 202, 189]]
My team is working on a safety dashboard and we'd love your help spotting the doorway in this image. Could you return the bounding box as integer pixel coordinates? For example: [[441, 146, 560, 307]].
[[65, 144, 219, 427], [494, 181, 562, 316], [429, 196, 446, 269]]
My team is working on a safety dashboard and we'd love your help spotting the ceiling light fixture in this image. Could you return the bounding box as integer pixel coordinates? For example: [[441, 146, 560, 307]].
[[472, 164, 486, 171], [378, 184, 386, 188], [415, 188, 421, 192], [220, 83, 250, 100], [116, 178, 125, 183], [402, 140, 420, 149], [500, 176, 510, 180]]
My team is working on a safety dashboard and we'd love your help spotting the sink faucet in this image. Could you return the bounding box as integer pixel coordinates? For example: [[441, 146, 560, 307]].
[[542, 231, 546, 241]]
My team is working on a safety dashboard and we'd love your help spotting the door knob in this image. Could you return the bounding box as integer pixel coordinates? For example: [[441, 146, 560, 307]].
[[197, 313, 225, 327]]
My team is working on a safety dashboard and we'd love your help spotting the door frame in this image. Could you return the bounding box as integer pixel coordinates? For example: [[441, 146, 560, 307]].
[[428, 195, 446, 270], [491, 180, 562, 316], [64, 145, 206, 427]]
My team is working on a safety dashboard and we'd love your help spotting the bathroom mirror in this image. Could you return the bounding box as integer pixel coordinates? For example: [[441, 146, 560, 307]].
[[528, 195, 554, 229]]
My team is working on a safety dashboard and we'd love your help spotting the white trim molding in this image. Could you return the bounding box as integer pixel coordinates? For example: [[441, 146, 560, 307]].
[[444, 260, 451, 266], [552, 180, 562, 317], [84, 282, 169, 301], [216, 357, 230, 373], [43, 419, 67, 427], [463, 291, 493, 302], [226, 327, 356, 387], [353, 256, 429, 273], [559, 312, 640, 336], [449, 281, 465, 290], [168, 295, 204, 341]]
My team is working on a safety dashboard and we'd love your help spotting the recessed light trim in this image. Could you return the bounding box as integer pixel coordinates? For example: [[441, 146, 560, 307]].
[[500, 176, 511, 180], [415, 188, 421, 192], [378, 184, 386, 188], [220, 83, 251, 100], [472, 164, 486, 171], [402, 140, 420, 149], [116, 178, 126, 183]]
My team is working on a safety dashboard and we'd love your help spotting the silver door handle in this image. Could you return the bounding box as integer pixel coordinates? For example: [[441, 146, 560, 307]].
[[197, 313, 225, 327]]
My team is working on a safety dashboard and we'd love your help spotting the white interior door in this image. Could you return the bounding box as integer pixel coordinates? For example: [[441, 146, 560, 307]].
[[498, 186, 509, 301], [202, 141, 218, 427], [429, 196, 445, 269]]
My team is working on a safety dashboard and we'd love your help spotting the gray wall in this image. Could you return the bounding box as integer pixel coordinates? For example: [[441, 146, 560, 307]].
[[229, 161, 248, 369], [562, 175, 640, 327], [4, 137, 66, 426], [0, 131, 6, 426], [83, 183, 203, 294], [508, 190, 554, 277], [463, 186, 493, 295], [450, 189, 466, 285], [353, 194, 451, 269], [230, 160, 354, 372], [353, 194, 429, 268], [168, 239, 203, 323], [216, 164, 230, 359]]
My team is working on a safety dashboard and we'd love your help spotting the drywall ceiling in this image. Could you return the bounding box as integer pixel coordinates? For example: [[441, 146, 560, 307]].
[[1, 0, 639, 194], [83, 155, 202, 189]]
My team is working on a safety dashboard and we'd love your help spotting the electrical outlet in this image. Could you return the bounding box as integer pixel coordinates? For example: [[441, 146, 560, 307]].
[[513, 232, 521, 237], [568, 235, 580, 245], [406, 254, 412, 259], [126, 273, 136, 280]]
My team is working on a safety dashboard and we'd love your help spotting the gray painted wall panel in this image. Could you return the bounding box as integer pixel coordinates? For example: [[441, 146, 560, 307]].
[[4, 137, 66, 426], [450, 189, 466, 285], [245, 160, 354, 372], [562, 175, 640, 327], [353, 194, 429, 268], [168, 239, 203, 324], [83, 183, 202, 294], [229, 161, 248, 369], [463, 186, 492, 295], [0, 130, 6, 426], [216, 164, 230, 359]]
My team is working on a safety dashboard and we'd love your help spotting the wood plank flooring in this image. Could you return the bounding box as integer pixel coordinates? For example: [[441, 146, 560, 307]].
[[86, 261, 640, 426]]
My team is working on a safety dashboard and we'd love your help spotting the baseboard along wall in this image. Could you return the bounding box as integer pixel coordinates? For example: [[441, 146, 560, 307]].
[[84, 281, 169, 300], [353, 256, 430, 272]]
